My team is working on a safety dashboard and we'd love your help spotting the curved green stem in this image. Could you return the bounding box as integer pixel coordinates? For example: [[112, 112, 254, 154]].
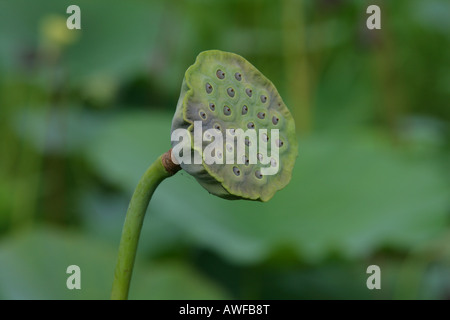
[[111, 152, 177, 300]]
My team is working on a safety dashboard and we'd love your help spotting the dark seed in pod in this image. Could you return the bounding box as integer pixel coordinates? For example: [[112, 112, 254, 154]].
[[247, 122, 255, 129], [206, 83, 213, 94], [209, 103, 215, 111], [216, 70, 225, 79], [257, 112, 265, 119], [242, 105, 248, 115], [214, 124, 221, 131], [223, 105, 231, 116], [233, 166, 241, 176], [229, 128, 236, 135], [245, 88, 252, 97], [276, 139, 284, 147], [243, 155, 249, 166], [255, 170, 263, 179], [262, 133, 269, 142], [245, 137, 251, 146], [235, 72, 242, 81], [260, 95, 267, 103], [272, 116, 279, 125], [199, 111, 207, 119], [227, 87, 235, 97]]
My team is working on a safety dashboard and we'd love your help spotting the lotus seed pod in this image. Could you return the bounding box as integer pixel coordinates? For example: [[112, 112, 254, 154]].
[[171, 50, 298, 202]]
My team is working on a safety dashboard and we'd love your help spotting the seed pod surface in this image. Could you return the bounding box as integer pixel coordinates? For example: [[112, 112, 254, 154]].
[[171, 50, 298, 201]]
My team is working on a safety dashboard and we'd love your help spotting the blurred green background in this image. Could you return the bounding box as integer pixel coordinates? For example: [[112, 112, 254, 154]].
[[0, 0, 449, 299]]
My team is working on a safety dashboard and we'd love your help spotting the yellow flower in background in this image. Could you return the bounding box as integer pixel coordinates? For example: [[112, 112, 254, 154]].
[[40, 15, 79, 50]]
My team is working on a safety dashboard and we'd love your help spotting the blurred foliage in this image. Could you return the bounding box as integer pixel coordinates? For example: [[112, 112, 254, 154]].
[[0, 227, 227, 299], [0, 0, 449, 299]]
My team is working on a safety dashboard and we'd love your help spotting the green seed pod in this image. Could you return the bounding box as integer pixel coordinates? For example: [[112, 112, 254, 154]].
[[171, 50, 298, 202]]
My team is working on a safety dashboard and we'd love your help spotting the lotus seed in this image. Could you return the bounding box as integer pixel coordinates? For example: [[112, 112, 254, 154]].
[[262, 133, 269, 142], [206, 83, 213, 94], [276, 139, 284, 147], [247, 122, 255, 129], [272, 116, 279, 125], [246, 88, 252, 97], [209, 103, 215, 111], [199, 111, 207, 119], [233, 166, 241, 176], [235, 72, 242, 81], [243, 155, 249, 166], [227, 87, 235, 97], [216, 69, 225, 79], [223, 105, 231, 116], [242, 105, 248, 115], [245, 137, 251, 146], [260, 95, 267, 103], [255, 170, 263, 179], [257, 112, 265, 119], [214, 123, 221, 131]]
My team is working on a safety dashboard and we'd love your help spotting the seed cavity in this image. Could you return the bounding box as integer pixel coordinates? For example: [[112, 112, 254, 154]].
[[245, 137, 251, 146], [216, 69, 225, 79], [242, 105, 248, 115], [233, 166, 241, 176], [262, 133, 269, 142], [247, 122, 255, 129], [245, 88, 252, 97], [223, 105, 231, 116], [214, 123, 221, 131], [199, 111, 207, 120], [255, 170, 263, 179], [257, 112, 265, 119], [257, 153, 263, 162], [276, 139, 284, 147], [243, 155, 249, 166], [235, 72, 242, 81], [272, 116, 279, 125], [229, 128, 236, 135], [209, 103, 215, 111], [206, 83, 213, 94], [227, 87, 235, 97], [260, 95, 267, 103]]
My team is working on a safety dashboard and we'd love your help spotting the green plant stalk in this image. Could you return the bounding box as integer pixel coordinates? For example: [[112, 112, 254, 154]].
[[111, 152, 176, 300], [281, 0, 312, 135]]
